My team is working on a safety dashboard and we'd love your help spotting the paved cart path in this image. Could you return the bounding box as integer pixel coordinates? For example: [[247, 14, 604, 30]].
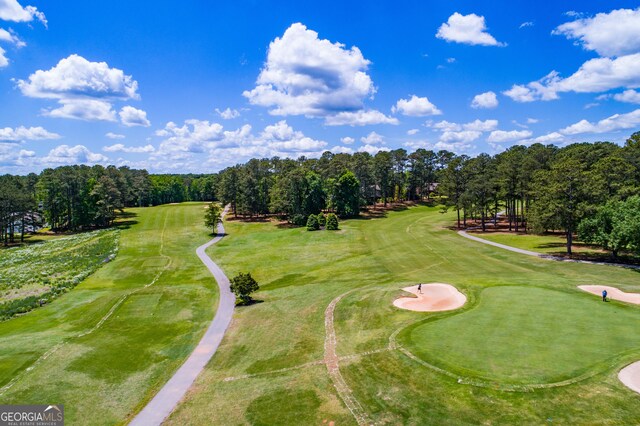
[[130, 206, 234, 426]]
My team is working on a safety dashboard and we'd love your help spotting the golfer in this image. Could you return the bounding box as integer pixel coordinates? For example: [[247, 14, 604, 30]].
[[418, 283, 422, 294], [602, 289, 607, 302]]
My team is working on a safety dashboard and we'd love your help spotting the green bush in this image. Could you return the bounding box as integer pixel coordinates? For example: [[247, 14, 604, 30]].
[[306, 214, 320, 231], [326, 213, 339, 230], [230, 272, 260, 305], [317, 213, 326, 227], [290, 214, 307, 227]]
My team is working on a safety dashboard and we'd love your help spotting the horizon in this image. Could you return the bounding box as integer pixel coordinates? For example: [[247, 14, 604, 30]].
[[1, 1, 640, 174]]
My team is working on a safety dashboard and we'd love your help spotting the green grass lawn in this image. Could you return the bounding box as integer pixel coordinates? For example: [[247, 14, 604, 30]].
[[166, 204, 640, 425], [0, 203, 218, 425], [471, 231, 601, 255]]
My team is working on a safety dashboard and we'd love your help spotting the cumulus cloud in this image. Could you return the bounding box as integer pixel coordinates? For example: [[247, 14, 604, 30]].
[[436, 12, 506, 46], [215, 107, 240, 119], [487, 129, 533, 142], [553, 8, 640, 57], [360, 131, 384, 145], [560, 108, 640, 135], [0, 125, 60, 141], [527, 117, 539, 124], [440, 130, 482, 144], [431, 120, 461, 132], [105, 132, 125, 139], [407, 128, 419, 135], [0, 0, 47, 26], [243, 23, 375, 117], [613, 89, 640, 104], [358, 144, 389, 155], [392, 95, 442, 116], [103, 143, 155, 153], [0, 142, 34, 167], [340, 136, 355, 144], [119, 106, 150, 127], [324, 109, 398, 126], [519, 132, 565, 146], [463, 119, 498, 132], [471, 91, 498, 109], [17, 54, 139, 100], [43, 99, 117, 121], [0, 28, 24, 47], [504, 53, 640, 102], [42, 144, 108, 165]]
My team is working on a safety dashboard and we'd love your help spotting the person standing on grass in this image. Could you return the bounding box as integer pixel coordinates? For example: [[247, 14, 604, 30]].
[[602, 289, 607, 302], [418, 283, 422, 294]]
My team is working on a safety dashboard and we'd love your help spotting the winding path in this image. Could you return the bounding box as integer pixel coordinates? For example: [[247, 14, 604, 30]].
[[130, 206, 234, 426], [458, 230, 640, 270]]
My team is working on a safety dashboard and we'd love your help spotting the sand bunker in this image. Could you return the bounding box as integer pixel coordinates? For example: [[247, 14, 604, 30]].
[[619, 361, 640, 394], [393, 283, 466, 312], [578, 285, 640, 305]]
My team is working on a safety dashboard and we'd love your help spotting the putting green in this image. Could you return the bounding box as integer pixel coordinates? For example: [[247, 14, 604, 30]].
[[400, 286, 640, 385]]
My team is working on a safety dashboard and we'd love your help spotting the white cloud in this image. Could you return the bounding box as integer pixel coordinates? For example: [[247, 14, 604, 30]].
[[215, 107, 240, 119], [440, 130, 481, 143], [407, 128, 419, 135], [243, 23, 375, 117], [103, 143, 155, 153], [329, 145, 354, 154], [340, 136, 355, 144], [261, 120, 327, 152], [392, 95, 442, 116], [0, 28, 24, 47], [613, 89, 640, 104], [436, 12, 506, 47], [527, 117, 539, 124], [560, 109, 640, 135], [431, 120, 461, 132], [0, 46, 7, 68], [105, 132, 125, 139], [17, 54, 139, 100], [43, 99, 116, 121], [471, 91, 498, 109], [119, 106, 150, 127], [42, 144, 108, 165], [0, 125, 60, 141], [553, 8, 640, 57], [505, 54, 640, 102], [487, 129, 533, 142], [519, 21, 534, 29], [360, 131, 384, 145], [358, 144, 389, 155], [463, 119, 498, 132], [446, 57, 456, 63], [324, 109, 398, 126], [0, 0, 46, 26], [519, 132, 565, 145]]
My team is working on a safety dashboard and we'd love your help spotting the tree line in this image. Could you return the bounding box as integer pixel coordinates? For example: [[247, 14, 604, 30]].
[[0, 166, 217, 244], [2, 131, 639, 255]]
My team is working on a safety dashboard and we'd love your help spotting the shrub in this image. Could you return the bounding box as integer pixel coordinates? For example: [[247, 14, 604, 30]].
[[317, 213, 326, 227], [230, 272, 260, 305], [306, 214, 320, 231], [326, 213, 339, 230], [290, 214, 307, 227]]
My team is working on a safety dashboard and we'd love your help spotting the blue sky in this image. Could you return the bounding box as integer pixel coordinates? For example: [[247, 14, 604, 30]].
[[1, 0, 640, 173]]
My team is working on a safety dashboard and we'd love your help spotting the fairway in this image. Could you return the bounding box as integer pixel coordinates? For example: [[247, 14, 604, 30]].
[[0, 203, 218, 424], [165, 204, 640, 425]]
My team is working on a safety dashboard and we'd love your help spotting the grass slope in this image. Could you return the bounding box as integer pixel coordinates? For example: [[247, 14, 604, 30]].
[[167, 204, 640, 425], [0, 203, 218, 425]]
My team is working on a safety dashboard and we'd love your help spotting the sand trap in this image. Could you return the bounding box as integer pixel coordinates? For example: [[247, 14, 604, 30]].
[[619, 361, 640, 394], [578, 285, 640, 305], [393, 283, 466, 312]]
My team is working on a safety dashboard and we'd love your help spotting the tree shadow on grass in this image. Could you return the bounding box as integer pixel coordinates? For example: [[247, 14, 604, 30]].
[[235, 299, 264, 307], [115, 211, 139, 229]]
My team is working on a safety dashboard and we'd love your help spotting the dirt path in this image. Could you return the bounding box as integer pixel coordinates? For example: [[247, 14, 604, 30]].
[[130, 205, 234, 426], [458, 230, 640, 270], [324, 291, 370, 426]]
